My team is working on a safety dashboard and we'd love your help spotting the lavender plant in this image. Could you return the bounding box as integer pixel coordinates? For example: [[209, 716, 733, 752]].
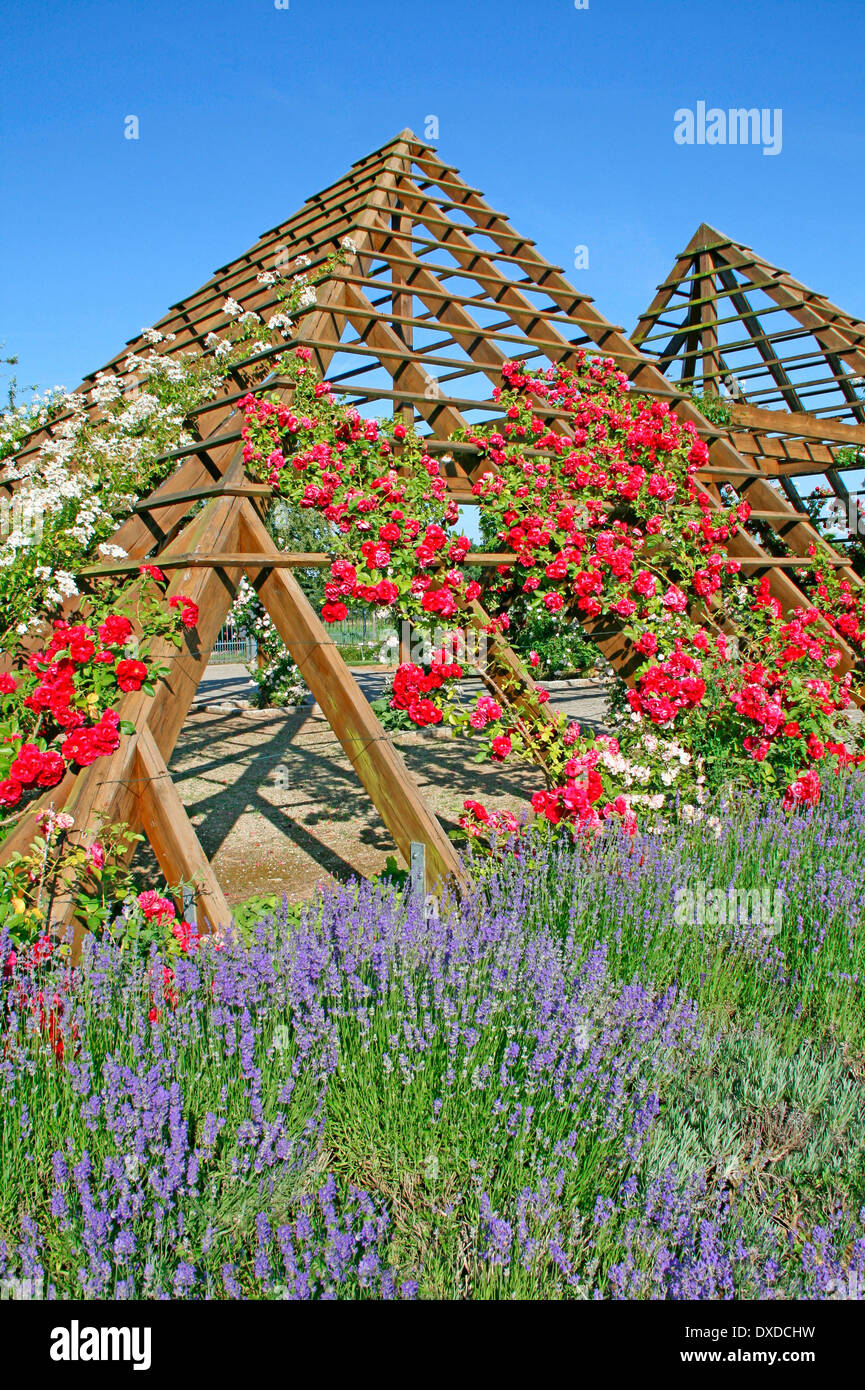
[[2, 774, 865, 1299]]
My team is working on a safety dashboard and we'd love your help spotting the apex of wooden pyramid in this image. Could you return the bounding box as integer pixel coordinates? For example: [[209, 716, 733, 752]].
[[695, 220, 726, 245]]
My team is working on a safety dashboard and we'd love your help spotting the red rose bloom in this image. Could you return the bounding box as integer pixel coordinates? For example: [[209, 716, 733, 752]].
[[9, 744, 44, 785], [375, 580, 399, 605], [36, 750, 65, 788], [0, 777, 22, 808], [98, 614, 133, 647], [169, 595, 199, 628], [115, 659, 148, 692], [61, 729, 99, 767], [68, 639, 96, 664]]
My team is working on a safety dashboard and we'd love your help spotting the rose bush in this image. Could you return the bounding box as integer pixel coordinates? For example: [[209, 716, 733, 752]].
[[0, 568, 196, 824], [241, 348, 864, 839]]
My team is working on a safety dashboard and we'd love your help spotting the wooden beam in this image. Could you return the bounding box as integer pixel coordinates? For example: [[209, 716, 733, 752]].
[[730, 402, 865, 448], [237, 501, 468, 894], [135, 725, 233, 936]]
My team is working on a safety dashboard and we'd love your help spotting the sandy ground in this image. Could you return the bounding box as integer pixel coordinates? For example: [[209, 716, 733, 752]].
[[134, 667, 608, 905]]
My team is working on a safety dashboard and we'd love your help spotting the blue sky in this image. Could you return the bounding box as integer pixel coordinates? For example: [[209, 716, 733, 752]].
[[2, 0, 863, 395]]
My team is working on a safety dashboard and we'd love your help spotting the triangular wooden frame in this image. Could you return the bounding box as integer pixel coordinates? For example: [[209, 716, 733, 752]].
[[3, 136, 861, 951], [633, 222, 865, 532]]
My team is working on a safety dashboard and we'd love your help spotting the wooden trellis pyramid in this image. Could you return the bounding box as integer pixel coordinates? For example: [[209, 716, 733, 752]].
[[633, 222, 865, 545], [2, 135, 859, 949]]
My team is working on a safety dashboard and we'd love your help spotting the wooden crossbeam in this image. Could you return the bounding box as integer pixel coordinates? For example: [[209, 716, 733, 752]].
[[79, 549, 526, 577], [730, 402, 865, 448]]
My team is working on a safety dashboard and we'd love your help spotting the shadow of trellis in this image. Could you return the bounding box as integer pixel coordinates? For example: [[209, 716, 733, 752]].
[[130, 678, 608, 899]]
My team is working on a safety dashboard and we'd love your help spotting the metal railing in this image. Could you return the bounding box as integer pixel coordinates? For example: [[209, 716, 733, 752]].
[[327, 609, 398, 659], [211, 620, 258, 665], [211, 611, 398, 666]]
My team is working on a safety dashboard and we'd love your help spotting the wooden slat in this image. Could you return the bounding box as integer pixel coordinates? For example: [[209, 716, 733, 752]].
[[730, 402, 865, 447]]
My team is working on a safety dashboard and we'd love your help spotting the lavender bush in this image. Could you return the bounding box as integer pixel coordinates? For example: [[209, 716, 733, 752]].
[[2, 774, 865, 1299]]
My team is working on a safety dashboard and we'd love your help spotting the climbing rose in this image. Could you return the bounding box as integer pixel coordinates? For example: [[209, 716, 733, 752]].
[[0, 777, 22, 808], [97, 614, 133, 647], [137, 890, 176, 924], [169, 595, 199, 628], [115, 659, 148, 692]]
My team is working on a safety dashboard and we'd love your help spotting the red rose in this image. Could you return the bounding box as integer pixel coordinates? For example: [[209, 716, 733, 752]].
[[36, 751, 65, 788], [375, 580, 399, 606], [61, 729, 98, 767], [321, 601, 348, 623], [68, 639, 96, 664], [89, 711, 121, 757], [137, 889, 175, 924], [407, 697, 442, 727], [98, 614, 133, 647], [0, 674, 17, 694], [169, 595, 199, 628], [0, 777, 22, 808], [115, 659, 148, 692], [10, 744, 44, 785]]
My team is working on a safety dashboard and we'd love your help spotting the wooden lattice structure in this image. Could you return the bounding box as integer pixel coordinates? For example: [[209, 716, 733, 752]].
[[633, 222, 865, 533], [2, 134, 860, 948]]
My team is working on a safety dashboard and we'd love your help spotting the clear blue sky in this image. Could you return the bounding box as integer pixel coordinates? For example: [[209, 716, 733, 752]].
[[2, 0, 863, 395]]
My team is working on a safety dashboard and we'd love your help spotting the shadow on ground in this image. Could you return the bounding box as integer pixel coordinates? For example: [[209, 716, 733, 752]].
[[132, 676, 607, 904]]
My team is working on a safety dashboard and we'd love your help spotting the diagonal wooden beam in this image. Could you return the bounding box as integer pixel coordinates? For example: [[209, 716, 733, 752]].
[[135, 725, 233, 936], [632, 225, 715, 346], [236, 500, 468, 894]]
